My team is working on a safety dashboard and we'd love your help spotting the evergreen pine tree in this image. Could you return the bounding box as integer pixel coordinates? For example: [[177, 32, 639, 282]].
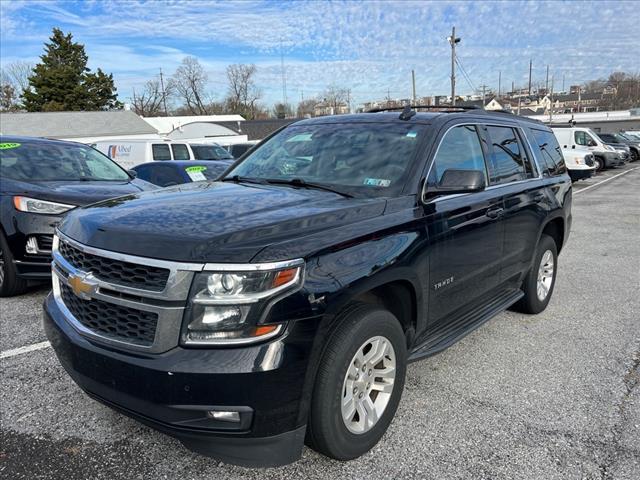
[[22, 28, 122, 111]]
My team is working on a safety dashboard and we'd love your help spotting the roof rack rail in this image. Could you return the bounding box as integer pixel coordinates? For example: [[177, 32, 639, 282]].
[[366, 104, 480, 113]]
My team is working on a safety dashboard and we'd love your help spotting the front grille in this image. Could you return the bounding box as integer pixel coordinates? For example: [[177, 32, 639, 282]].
[[60, 283, 158, 346], [59, 240, 170, 291], [37, 235, 54, 252]]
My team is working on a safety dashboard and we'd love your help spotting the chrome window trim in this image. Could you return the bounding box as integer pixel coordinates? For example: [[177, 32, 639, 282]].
[[202, 258, 304, 272], [421, 121, 546, 204]]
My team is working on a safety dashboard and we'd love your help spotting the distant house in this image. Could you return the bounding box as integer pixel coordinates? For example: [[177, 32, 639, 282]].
[[0, 110, 159, 143], [314, 102, 350, 116], [541, 93, 603, 113]]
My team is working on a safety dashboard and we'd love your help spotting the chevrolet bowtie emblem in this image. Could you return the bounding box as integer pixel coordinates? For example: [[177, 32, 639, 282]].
[[68, 272, 98, 300]]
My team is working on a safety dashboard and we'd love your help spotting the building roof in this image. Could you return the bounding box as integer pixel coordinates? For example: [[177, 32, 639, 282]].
[[551, 93, 602, 102], [0, 110, 158, 139], [142, 115, 245, 135]]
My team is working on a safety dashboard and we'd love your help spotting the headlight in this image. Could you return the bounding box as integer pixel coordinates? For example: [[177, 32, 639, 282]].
[[13, 196, 75, 215], [573, 157, 583, 164], [182, 260, 304, 345]]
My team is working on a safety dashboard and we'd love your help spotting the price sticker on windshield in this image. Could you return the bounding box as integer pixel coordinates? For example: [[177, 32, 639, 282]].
[[364, 178, 391, 187], [185, 166, 207, 182], [0, 143, 21, 150]]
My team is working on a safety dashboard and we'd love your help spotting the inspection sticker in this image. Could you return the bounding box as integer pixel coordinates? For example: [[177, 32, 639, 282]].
[[0, 142, 21, 150], [364, 178, 391, 187], [185, 166, 207, 181]]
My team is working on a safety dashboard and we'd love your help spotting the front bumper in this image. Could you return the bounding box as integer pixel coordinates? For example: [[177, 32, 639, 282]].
[[43, 293, 320, 467], [568, 167, 596, 182], [601, 152, 625, 167]]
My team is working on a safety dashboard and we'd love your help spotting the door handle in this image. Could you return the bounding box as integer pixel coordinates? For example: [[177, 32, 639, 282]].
[[533, 192, 545, 203], [486, 207, 504, 219]]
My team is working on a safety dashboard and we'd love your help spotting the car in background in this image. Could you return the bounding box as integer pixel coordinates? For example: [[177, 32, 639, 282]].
[[93, 139, 195, 169], [227, 141, 259, 159], [552, 127, 624, 171], [561, 147, 596, 182], [594, 133, 631, 162], [190, 143, 235, 161], [599, 132, 639, 162], [0, 136, 156, 296], [132, 160, 233, 187]]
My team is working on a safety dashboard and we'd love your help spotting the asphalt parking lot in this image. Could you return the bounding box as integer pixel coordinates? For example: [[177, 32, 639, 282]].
[[1, 165, 639, 480]]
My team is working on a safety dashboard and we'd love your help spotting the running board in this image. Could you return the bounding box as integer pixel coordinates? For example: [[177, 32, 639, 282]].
[[408, 289, 523, 362]]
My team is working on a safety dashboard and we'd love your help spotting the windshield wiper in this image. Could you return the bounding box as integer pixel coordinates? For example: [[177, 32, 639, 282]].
[[220, 175, 267, 185], [263, 178, 354, 198]]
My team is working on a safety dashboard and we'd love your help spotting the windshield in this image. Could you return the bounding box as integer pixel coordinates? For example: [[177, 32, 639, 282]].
[[0, 140, 130, 182], [191, 144, 234, 160], [225, 123, 426, 196]]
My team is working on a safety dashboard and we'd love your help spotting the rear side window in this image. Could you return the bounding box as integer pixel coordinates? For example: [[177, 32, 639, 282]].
[[430, 125, 487, 183], [171, 144, 190, 160], [152, 144, 171, 161], [531, 129, 567, 176], [486, 126, 533, 184]]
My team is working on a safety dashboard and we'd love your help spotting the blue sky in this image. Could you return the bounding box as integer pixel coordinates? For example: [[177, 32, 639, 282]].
[[1, 0, 639, 108]]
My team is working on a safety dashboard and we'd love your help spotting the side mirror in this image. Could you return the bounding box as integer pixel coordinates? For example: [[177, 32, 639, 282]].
[[587, 140, 597, 147], [128, 169, 138, 178], [422, 169, 486, 201]]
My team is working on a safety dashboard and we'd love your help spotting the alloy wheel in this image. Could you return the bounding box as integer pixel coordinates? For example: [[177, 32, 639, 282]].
[[536, 250, 554, 301], [341, 335, 396, 434]]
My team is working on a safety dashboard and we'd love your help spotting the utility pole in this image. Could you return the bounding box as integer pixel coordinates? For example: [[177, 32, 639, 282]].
[[562, 74, 565, 93], [549, 76, 554, 123], [159, 67, 168, 116], [478, 84, 489, 108], [498, 71, 502, 98], [280, 41, 288, 109], [411, 69, 417, 104], [545, 65, 549, 93], [528, 59, 532, 96], [448, 26, 460, 106]]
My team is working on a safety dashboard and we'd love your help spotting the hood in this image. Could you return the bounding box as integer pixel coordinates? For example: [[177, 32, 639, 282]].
[[1, 178, 152, 206], [59, 181, 386, 263]]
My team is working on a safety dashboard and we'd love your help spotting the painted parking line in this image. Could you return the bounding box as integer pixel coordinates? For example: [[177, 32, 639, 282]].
[[574, 166, 639, 195], [0, 341, 51, 359]]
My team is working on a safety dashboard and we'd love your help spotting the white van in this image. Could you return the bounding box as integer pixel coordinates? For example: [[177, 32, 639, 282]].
[[552, 127, 624, 171], [561, 147, 596, 182], [92, 139, 194, 169]]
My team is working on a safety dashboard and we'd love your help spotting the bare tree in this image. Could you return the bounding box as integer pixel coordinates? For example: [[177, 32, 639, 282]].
[[272, 102, 294, 119], [0, 83, 20, 111], [0, 61, 33, 111], [131, 78, 173, 116], [296, 98, 318, 117], [171, 56, 211, 115], [321, 85, 349, 110], [225, 64, 262, 119]]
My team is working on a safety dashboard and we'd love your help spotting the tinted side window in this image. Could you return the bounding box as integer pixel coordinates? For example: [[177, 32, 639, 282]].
[[430, 125, 487, 183], [171, 144, 190, 160], [532, 129, 567, 176], [486, 126, 530, 184], [152, 144, 171, 161]]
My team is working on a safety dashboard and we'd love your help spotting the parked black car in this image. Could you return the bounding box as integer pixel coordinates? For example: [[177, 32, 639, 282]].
[[0, 136, 155, 296], [132, 160, 233, 187], [227, 141, 258, 158], [189, 143, 235, 161], [44, 108, 571, 467], [598, 133, 639, 162]]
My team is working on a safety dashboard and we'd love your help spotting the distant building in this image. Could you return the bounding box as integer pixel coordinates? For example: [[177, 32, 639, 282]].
[[541, 93, 603, 113], [314, 102, 350, 116], [141, 115, 247, 145], [0, 110, 159, 143]]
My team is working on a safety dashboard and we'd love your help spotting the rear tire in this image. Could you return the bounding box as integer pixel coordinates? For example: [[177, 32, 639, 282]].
[[513, 234, 558, 314], [0, 233, 28, 297], [306, 303, 407, 461]]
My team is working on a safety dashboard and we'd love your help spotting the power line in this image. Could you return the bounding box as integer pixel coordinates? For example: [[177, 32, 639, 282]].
[[455, 55, 476, 93]]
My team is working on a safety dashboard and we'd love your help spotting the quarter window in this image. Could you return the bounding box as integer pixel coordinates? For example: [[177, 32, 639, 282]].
[[430, 125, 487, 184], [486, 126, 532, 184], [531, 129, 567, 176], [152, 144, 171, 161]]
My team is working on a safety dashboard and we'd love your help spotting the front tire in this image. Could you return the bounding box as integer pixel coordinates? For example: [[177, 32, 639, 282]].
[[593, 156, 604, 172], [0, 233, 28, 297], [306, 303, 407, 461], [513, 234, 558, 314]]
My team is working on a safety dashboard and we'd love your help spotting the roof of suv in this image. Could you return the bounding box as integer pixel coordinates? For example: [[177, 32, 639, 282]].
[[293, 110, 545, 127]]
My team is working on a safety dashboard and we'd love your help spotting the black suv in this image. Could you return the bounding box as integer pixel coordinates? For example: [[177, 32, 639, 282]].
[[44, 108, 571, 467]]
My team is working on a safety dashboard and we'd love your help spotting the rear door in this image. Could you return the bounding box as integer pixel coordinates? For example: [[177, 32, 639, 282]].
[[483, 124, 548, 287], [423, 123, 506, 325]]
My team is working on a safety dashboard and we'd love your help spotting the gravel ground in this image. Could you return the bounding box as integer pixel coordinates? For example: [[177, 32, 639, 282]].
[[1, 166, 639, 480]]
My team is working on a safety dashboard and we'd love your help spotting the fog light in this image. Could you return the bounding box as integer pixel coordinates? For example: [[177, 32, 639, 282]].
[[25, 236, 39, 254], [207, 410, 241, 422]]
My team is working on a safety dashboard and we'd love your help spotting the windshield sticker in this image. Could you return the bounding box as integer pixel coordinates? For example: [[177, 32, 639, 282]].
[[287, 133, 313, 142], [0, 142, 21, 150], [185, 166, 207, 182], [364, 178, 391, 187], [406, 131, 418, 138]]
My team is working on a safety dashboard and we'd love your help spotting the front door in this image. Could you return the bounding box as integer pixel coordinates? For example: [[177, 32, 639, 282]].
[[422, 124, 505, 327]]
